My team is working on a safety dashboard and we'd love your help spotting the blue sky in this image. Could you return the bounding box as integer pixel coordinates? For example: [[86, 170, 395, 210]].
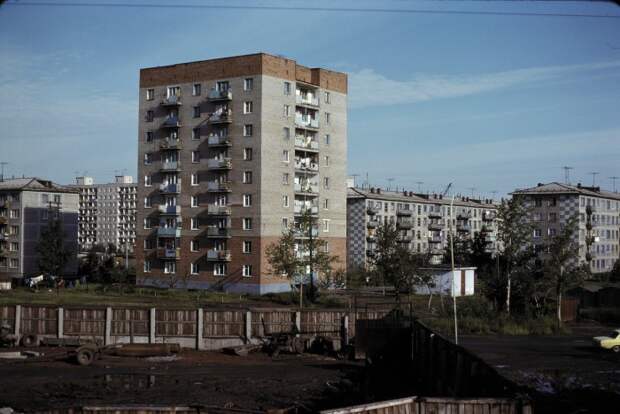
[[1, 0, 619, 198]]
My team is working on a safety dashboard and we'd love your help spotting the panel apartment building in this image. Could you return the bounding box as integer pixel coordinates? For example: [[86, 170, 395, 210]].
[[0, 178, 79, 282], [512, 182, 620, 274], [70, 176, 137, 252], [347, 187, 499, 270], [135, 53, 347, 294]]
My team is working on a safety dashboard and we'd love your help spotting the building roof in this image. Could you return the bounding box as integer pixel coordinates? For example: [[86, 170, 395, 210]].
[[0, 177, 78, 194], [348, 187, 498, 208], [511, 182, 620, 201]]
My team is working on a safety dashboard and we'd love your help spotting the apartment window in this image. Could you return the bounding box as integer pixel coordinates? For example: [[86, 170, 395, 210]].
[[323, 241, 329, 253], [283, 127, 290, 140], [214, 263, 227, 276], [144, 175, 152, 187], [282, 217, 289, 228], [191, 173, 199, 186], [244, 78, 253, 91], [535, 198, 542, 207], [533, 228, 542, 238], [9, 209, 19, 219], [145, 131, 153, 142], [283, 104, 290, 117], [243, 171, 253, 184], [242, 265, 252, 277], [549, 212, 557, 222], [548, 228, 557, 236], [283, 81, 291, 95], [9, 242, 18, 252], [323, 199, 329, 209], [243, 194, 252, 207], [325, 112, 331, 125], [143, 260, 151, 273], [192, 128, 200, 140], [143, 218, 151, 229], [282, 173, 289, 185], [193, 83, 201, 96], [164, 262, 176, 274], [324, 155, 330, 166], [243, 101, 253, 114], [167, 86, 181, 97], [191, 240, 199, 251], [243, 241, 252, 253], [243, 148, 253, 160], [192, 151, 200, 163], [191, 217, 199, 230], [143, 153, 151, 165], [323, 177, 330, 189], [9, 259, 18, 269], [191, 263, 199, 275], [216, 81, 229, 91], [243, 124, 253, 137], [323, 219, 330, 232], [41, 194, 49, 204], [243, 218, 252, 230], [146, 89, 154, 100], [283, 195, 289, 208], [193, 106, 200, 118], [191, 195, 199, 208], [146, 110, 154, 122], [325, 134, 330, 145], [325, 91, 331, 104], [144, 239, 153, 250], [282, 150, 289, 163], [54, 194, 61, 204], [144, 197, 151, 208]]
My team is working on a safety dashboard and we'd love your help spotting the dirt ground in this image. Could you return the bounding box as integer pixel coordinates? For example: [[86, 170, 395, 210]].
[[0, 348, 365, 413], [460, 322, 620, 413]]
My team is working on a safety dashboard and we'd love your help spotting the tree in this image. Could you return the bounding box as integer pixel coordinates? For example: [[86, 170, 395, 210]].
[[266, 227, 300, 285], [496, 198, 535, 314], [542, 215, 586, 326], [37, 214, 73, 277], [443, 234, 472, 267]]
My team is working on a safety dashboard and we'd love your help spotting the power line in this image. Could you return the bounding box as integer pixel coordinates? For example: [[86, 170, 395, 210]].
[[4, 1, 620, 19]]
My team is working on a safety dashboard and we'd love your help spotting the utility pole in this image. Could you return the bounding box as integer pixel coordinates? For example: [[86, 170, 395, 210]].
[[562, 166, 574, 184], [588, 172, 599, 187], [440, 183, 458, 345], [610, 176, 619, 193]]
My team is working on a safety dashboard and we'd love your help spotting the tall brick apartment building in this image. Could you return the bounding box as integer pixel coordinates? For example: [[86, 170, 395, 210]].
[[136, 53, 347, 294]]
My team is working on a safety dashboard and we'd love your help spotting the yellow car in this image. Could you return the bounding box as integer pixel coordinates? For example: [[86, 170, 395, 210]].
[[593, 329, 620, 352]]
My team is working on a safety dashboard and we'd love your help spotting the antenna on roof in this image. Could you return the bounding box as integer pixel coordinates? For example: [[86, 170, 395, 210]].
[[467, 187, 476, 199], [610, 176, 619, 193], [490, 190, 498, 201], [562, 166, 573, 184], [588, 172, 599, 187], [387, 178, 394, 191], [351, 173, 360, 188], [415, 181, 424, 193], [0, 162, 7, 182]]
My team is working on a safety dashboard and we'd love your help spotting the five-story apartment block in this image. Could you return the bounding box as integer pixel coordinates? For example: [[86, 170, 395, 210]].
[[136, 53, 347, 294]]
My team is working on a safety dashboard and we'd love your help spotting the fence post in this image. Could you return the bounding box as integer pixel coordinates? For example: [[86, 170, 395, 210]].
[[57, 307, 64, 339], [295, 311, 301, 335], [245, 311, 252, 341], [14, 305, 21, 339], [342, 315, 349, 346], [149, 308, 156, 343], [104, 307, 112, 345], [196, 308, 204, 350]]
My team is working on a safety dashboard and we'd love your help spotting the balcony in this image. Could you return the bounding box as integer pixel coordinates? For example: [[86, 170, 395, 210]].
[[294, 227, 319, 238], [482, 211, 496, 221], [366, 206, 380, 215], [429, 247, 443, 256], [457, 223, 472, 232], [428, 222, 443, 231], [207, 135, 231, 147], [206, 226, 231, 238], [157, 227, 181, 238], [366, 235, 377, 244], [295, 114, 319, 129], [207, 181, 232, 192], [397, 220, 413, 230], [160, 138, 182, 151], [586, 205, 595, 215], [161, 95, 182, 107], [158, 205, 181, 215], [160, 161, 181, 172], [367, 220, 379, 229], [397, 236, 413, 243], [209, 109, 232, 124], [207, 158, 232, 170], [159, 183, 181, 194], [161, 116, 181, 129], [428, 235, 442, 244], [207, 88, 232, 101], [294, 183, 318, 196], [295, 94, 319, 108], [457, 212, 471, 220], [366, 249, 376, 258], [294, 137, 319, 152], [157, 248, 181, 260], [396, 208, 412, 217], [481, 225, 493, 233], [207, 249, 231, 262], [428, 210, 443, 219], [294, 205, 319, 215], [294, 160, 319, 173], [207, 204, 232, 216]]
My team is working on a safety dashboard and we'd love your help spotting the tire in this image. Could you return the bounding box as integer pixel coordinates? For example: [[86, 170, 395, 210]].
[[21, 334, 39, 348], [612, 345, 620, 353], [76, 347, 95, 366]]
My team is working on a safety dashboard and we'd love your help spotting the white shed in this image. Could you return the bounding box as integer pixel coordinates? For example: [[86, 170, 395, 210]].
[[414, 267, 476, 297]]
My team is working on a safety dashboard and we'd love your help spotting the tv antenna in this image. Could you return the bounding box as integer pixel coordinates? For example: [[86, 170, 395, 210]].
[[490, 190, 498, 201], [562, 166, 573, 184], [588, 172, 599, 186], [610, 176, 619, 193], [387, 178, 394, 191], [0, 162, 8, 182], [415, 181, 424, 193], [466, 187, 476, 198], [350, 173, 360, 188]]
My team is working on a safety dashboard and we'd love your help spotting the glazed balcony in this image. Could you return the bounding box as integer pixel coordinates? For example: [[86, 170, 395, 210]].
[[207, 181, 232, 192], [209, 109, 232, 124], [161, 116, 181, 129], [207, 158, 232, 170], [158, 205, 181, 215], [294, 113, 319, 129], [294, 137, 319, 152], [161, 95, 182, 107], [207, 134, 231, 147], [157, 227, 181, 238], [206, 226, 231, 238], [157, 247, 181, 260], [160, 161, 181, 172], [207, 204, 232, 216], [207, 249, 231, 262], [207, 88, 232, 101], [159, 183, 181, 194], [295, 94, 319, 108]]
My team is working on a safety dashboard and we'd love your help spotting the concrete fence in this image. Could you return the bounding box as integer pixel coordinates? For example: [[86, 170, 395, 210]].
[[0, 304, 389, 350]]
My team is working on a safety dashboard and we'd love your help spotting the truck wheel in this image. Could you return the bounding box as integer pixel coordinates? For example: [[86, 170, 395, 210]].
[[612, 345, 620, 353], [76, 347, 95, 366], [21, 334, 39, 348]]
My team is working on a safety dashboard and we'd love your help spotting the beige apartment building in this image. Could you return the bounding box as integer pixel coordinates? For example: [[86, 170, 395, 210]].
[[347, 187, 499, 269], [512, 182, 620, 274], [135, 53, 347, 294]]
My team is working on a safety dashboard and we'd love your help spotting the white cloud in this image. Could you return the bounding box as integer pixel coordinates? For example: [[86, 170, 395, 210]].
[[349, 60, 620, 108]]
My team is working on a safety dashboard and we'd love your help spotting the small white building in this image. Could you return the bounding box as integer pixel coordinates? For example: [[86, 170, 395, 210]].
[[414, 267, 476, 297]]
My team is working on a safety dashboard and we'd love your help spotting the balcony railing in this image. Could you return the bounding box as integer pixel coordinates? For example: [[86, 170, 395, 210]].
[[207, 158, 232, 170], [209, 109, 232, 124], [293, 227, 319, 238], [294, 205, 319, 215], [397, 220, 413, 229], [158, 205, 181, 215], [428, 222, 443, 231], [367, 220, 379, 229], [159, 183, 181, 194], [206, 226, 231, 238], [429, 247, 443, 256], [294, 114, 319, 129], [294, 137, 319, 151], [160, 161, 181, 171], [481, 225, 493, 233], [157, 247, 181, 260], [161, 95, 182, 106], [366, 235, 377, 243], [366, 206, 380, 215], [295, 94, 319, 107], [295, 160, 319, 172], [428, 210, 443, 219], [294, 183, 318, 195], [207, 135, 231, 146], [428, 235, 442, 243], [396, 208, 413, 217], [207, 88, 232, 101], [159, 138, 182, 150], [397, 236, 413, 243], [457, 224, 472, 232], [207, 181, 232, 192], [457, 212, 471, 220], [482, 211, 496, 221], [207, 249, 231, 261], [157, 227, 181, 238], [207, 204, 232, 216], [162, 116, 181, 128], [366, 249, 376, 257]]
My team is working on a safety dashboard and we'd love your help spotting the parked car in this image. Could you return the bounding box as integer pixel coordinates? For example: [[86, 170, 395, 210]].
[[593, 329, 620, 352]]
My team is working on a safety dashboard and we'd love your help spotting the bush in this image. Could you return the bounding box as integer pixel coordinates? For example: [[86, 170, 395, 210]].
[[581, 307, 620, 324]]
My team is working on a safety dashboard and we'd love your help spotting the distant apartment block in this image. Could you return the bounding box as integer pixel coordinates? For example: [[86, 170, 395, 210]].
[[70, 176, 137, 252], [347, 187, 499, 269], [512, 182, 620, 274], [135, 53, 347, 294], [0, 178, 78, 281]]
